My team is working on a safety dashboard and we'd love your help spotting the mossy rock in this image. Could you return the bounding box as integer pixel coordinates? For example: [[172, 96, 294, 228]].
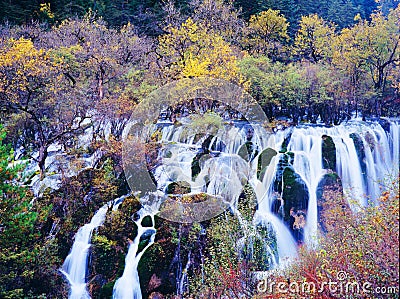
[[238, 141, 258, 162], [286, 151, 294, 163], [279, 133, 292, 153], [316, 172, 342, 202], [322, 135, 336, 170], [273, 153, 295, 193], [378, 118, 391, 132], [238, 184, 258, 221], [137, 221, 186, 298], [150, 129, 162, 142], [257, 148, 277, 180], [163, 150, 173, 158], [201, 135, 214, 150], [138, 230, 156, 253], [191, 151, 211, 179], [349, 133, 366, 174], [281, 167, 309, 224], [118, 195, 141, 216], [166, 181, 191, 194], [98, 279, 115, 298], [364, 131, 376, 151], [141, 215, 153, 227]]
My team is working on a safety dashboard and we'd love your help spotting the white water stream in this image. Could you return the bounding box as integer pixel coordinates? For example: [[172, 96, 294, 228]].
[[62, 119, 399, 298]]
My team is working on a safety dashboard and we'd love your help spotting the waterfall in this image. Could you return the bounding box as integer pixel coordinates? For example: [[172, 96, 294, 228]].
[[60, 205, 108, 299], [287, 127, 325, 247], [330, 121, 398, 206], [177, 251, 191, 296], [62, 118, 399, 298], [112, 197, 159, 299], [61, 195, 129, 299], [282, 121, 399, 245], [250, 154, 298, 266], [390, 122, 400, 180], [157, 122, 297, 266]]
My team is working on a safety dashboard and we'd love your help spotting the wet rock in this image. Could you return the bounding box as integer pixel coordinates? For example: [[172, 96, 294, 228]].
[[166, 181, 191, 195], [289, 208, 306, 243], [363, 131, 376, 151], [281, 167, 309, 231], [238, 141, 258, 162], [271, 161, 309, 242], [279, 132, 292, 153], [257, 148, 277, 181], [349, 132, 366, 174], [142, 215, 153, 227], [317, 172, 343, 233], [322, 135, 336, 170], [378, 118, 391, 132], [191, 151, 211, 180]]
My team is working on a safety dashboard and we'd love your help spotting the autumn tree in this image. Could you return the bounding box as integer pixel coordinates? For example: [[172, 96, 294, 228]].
[[189, 0, 245, 45], [0, 15, 153, 177], [157, 18, 244, 83], [332, 6, 400, 116], [293, 14, 336, 63], [0, 36, 92, 177], [44, 16, 153, 138], [365, 7, 399, 95], [243, 9, 289, 58]]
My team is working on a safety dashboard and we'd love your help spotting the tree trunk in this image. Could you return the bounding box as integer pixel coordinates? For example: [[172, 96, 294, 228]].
[[38, 145, 48, 179]]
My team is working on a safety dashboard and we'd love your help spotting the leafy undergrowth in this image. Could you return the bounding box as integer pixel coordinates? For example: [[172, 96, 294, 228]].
[[253, 183, 399, 299]]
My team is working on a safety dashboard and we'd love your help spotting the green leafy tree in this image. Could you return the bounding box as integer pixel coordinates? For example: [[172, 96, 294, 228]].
[[0, 125, 50, 297], [332, 6, 400, 116]]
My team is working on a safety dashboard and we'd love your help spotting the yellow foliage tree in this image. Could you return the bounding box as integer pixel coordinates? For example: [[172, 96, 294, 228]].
[[294, 14, 336, 62], [244, 9, 289, 57], [158, 18, 244, 85], [0, 37, 60, 101]]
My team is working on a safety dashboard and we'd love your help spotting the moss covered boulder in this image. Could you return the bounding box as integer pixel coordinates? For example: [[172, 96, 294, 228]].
[[238, 141, 258, 162], [257, 148, 277, 181], [322, 135, 336, 170], [349, 132, 366, 174], [274, 166, 309, 222], [191, 151, 211, 180]]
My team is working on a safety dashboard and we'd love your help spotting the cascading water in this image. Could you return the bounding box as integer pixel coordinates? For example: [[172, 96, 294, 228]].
[[61, 195, 129, 299], [282, 121, 399, 245], [61, 205, 109, 299], [287, 127, 325, 247], [62, 118, 399, 298], [249, 129, 299, 265], [156, 122, 296, 266], [112, 196, 159, 299]]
